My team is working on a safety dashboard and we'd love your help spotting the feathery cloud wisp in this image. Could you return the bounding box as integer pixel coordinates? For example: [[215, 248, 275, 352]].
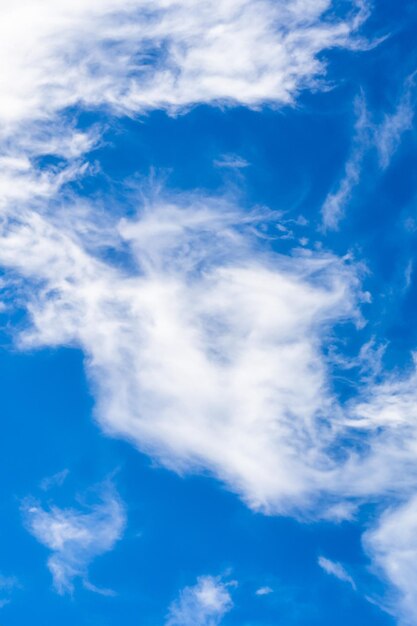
[[322, 76, 416, 230], [0, 0, 368, 136], [22, 485, 126, 594], [318, 556, 356, 589], [363, 495, 417, 625], [0, 191, 363, 516]]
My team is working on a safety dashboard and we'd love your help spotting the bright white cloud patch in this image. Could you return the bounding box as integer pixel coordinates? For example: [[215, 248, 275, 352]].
[[4, 183, 417, 617], [0, 184, 415, 521], [363, 496, 417, 625], [22, 485, 126, 594], [0, 3, 374, 523], [318, 556, 356, 589], [166, 576, 233, 626], [0, 192, 365, 516], [0, 0, 368, 135]]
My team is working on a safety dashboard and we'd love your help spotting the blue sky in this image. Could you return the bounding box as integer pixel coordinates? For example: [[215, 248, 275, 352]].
[[0, 1, 416, 624]]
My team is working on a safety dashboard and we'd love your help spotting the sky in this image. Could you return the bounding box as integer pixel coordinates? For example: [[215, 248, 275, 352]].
[[0, 1, 416, 624]]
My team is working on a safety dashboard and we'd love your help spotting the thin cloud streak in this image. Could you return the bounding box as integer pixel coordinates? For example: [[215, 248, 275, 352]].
[[322, 76, 416, 230], [0, 190, 365, 516], [318, 556, 356, 590]]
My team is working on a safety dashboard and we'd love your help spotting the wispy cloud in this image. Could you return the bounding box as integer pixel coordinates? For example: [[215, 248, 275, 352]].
[[363, 496, 417, 625], [40, 469, 70, 492], [374, 74, 416, 169], [5, 181, 417, 523], [22, 483, 126, 594], [0, 1, 370, 232], [0, 0, 368, 136], [318, 556, 356, 590], [0, 575, 19, 609], [213, 154, 250, 169], [1, 2, 417, 622], [0, 190, 364, 516], [322, 76, 416, 229], [166, 576, 234, 626], [321, 95, 370, 230], [255, 585, 273, 596]]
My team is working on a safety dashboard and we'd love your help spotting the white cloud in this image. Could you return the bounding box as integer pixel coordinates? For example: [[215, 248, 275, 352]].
[[6, 184, 417, 520], [5, 182, 417, 616], [0, 0, 368, 137], [363, 496, 417, 625], [0, 192, 365, 516], [321, 95, 370, 230], [322, 75, 416, 229], [345, 360, 417, 620], [213, 154, 250, 169], [22, 484, 126, 594], [374, 75, 416, 169], [166, 576, 233, 626], [0, 575, 19, 609], [1, 1, 417, 620], [255, 586, 273, 595], [318, 556, 356, 589]]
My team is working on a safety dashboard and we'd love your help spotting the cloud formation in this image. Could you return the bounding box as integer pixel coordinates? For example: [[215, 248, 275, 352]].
[[5, 181, 417, 618], [166, 576, 233, 626], [321, 95, 370, 230], [0, 0, 368, 136], [318, 556, 356, 589], [22, 485, 126, 594], [0, 191, 366, 515], [0, 180, 415, 520], [255, 586, 273, 595], [1, 1, 417, 622], [0, 575, 19, 609], [0, 0, 375, 521], [364, 496, 417, 625], [322, 76, 416, 229]]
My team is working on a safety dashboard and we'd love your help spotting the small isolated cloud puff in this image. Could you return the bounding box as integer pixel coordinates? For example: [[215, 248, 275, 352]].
[[0, 575, 19, 609], [318, 556, 356, 590], [255, 586, 273, 595], [22, 484, 126, 594], [166, 576, 233, 626]]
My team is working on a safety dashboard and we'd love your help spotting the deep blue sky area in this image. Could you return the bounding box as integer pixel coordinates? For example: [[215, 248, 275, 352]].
[[1, 1, 417, 625]]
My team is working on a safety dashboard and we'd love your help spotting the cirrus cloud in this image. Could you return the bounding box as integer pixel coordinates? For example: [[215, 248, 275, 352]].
[[22, 484, 126, 594]]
